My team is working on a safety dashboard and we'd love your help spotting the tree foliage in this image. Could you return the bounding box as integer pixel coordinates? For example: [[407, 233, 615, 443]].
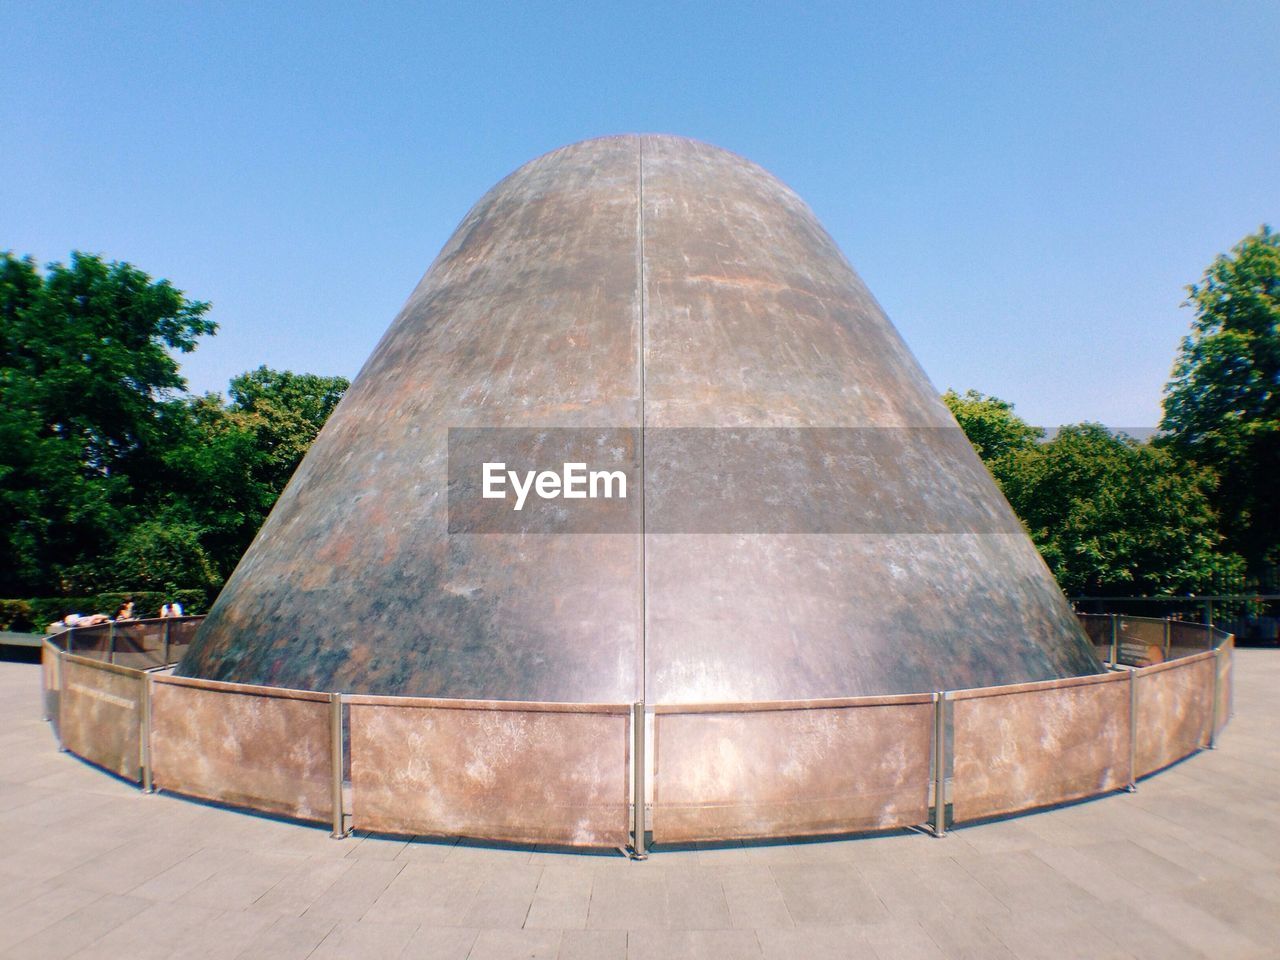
[[1160, 225, 1280, 576], [945, 392, 1241, 596], [227, 366, 348, 495], [101, 519, 223, 596], [0, 252, 214, 595], [1006, 425, 1241, 596], [0, 251, 347, 602], [156, 368, 348, 577], [942, 389, 1043, 494]]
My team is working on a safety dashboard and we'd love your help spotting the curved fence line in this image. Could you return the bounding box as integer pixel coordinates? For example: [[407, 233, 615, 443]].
[[43, 613, 1234, 854]]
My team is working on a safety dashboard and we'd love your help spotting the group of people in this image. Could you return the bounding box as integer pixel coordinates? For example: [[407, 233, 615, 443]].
[[111, 596, 185, 621], [46, 598, 185, 634]]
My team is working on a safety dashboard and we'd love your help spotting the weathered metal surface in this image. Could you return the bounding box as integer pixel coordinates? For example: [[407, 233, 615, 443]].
[[1077, 614, 1113, 662], [164, 616, 202, 664], [60, 655, 145, 781], [1215, 635, 1234, 733], [150, 675, 333, 823], [951, 672, 1130, 823], [1133, 653, 1215, 778], [112, 620, 166, 669], [1169, 620, 1212, 652], [348, 696, 630, 847], [637, 135, 1096, 701], [184, 136, 643, 702], [66, 623, 110, 660], [41, 640, 60, 735], [182, 133, 1099, 702], [651, 694, 933, 842], [1116, 617, 1167, 666]]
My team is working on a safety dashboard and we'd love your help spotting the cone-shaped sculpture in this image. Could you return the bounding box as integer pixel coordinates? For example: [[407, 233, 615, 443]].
[[180, 135, 1100, 702]]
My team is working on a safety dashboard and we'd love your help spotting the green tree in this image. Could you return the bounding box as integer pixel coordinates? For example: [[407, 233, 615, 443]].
[[946, 388, 1241, 596], [1006, 424, 1241, 596], [0, 252, 214, 595], [152, 393, 270, 580], [227, 366, 348, 496], [942, 389, 1043, 494], [1, 251, 348, 600], [1160, 225, 1280, 577], [98, 518, 222, 596], [156, 368, 348, 578]]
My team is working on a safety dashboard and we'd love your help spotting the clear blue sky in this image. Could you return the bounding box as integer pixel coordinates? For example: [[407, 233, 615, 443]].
[[3, 1, 1275, 428]]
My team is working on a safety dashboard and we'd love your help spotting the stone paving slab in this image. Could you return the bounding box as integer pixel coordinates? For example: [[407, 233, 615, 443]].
[[1, 652, 1277, 959]]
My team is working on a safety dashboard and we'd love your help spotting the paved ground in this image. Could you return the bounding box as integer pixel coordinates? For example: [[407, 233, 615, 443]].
[[0, 653, 1277, 960]]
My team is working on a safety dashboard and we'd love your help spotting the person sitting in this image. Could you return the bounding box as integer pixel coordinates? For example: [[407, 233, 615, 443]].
[[159, 601, 184, 618], [114, 598, 135, 621]]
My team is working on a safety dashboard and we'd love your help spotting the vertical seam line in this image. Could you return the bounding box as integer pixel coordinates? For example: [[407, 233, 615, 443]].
[[637, 136, 647, 708]]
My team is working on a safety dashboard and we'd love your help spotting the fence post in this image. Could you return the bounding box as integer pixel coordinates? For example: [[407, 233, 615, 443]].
[[162, 619, 171, 665], [1127, 669, 1138, 791], [57, 648, 68, 752], [1208, 644, 1221, 750], [933, 691, 947, 837], [108, 621, 116, 665], [1163, 618, 1171, 660], [1229, 637, 1235, 720], [631, 702, 647, 859], [40, 642, 50, 722], [141, 673, 154, 793], [329, 693, 346, 839], [1109, 614, 1119, 669]]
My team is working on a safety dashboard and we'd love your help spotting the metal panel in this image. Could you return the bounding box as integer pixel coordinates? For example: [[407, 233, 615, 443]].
[[1116, 616, 1166, 666], [951, 672, 1130, 823], [184, 135, 646, 704], [150, 675, 333, 823], [348, 696, 630, 847], [164, 617, 202, 663], [651, 694, 934, 843], [66, 623, 111, 660], [60, 655, 145, 781], [1133, 653, 1215, 778], [1077, 614, 1113, 662], [111, 620, 166, 669], [1168, 620, 1211, 653]]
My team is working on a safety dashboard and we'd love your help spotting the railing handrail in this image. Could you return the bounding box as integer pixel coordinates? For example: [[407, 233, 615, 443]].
[[1070, 593, 1280, 601], [52, 614, 1231, 710]]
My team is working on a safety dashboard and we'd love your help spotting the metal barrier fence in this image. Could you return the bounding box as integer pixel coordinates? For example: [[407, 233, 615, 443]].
[[150, 675, 336, 822], [51, 616, 202, 669], [651, 694, 935, 843], [43, 613, 1233, 854], [346, 695, 631, 847], [1071, 594, 1280, 645], [951, 671, 1131, 824]]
